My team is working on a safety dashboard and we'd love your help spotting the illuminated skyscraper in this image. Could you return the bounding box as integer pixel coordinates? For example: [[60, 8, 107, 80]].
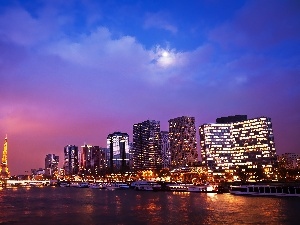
[[278, 153, 300, 170], [45, 154, 59, 177], [200, 116, 277, 178], [107, 132, 130, 172], [168, 116, 198, 168], [80, 145, 103, 176], [1, 135, 9, 178], [132, 120, 162, 170], [63, 145, 79, 176], [199, 123, 232, 174], [160, 131, 171, 169]]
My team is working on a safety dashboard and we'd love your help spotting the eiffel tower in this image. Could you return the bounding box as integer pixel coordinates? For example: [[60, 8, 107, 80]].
[[1, 135, 10, 179]]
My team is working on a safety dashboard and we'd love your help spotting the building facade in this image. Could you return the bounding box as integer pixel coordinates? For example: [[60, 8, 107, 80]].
[[200, 116, 277, 179], [45, 154, 59, 177], [168, 116, 198, 168], [160, 131, 171, 169], [278, 153, 300, 169], [128, 142, 134, 169], [31, 168, 45, 176], [107, 132, 130, 172], [132, 120, 162, 170], [63, 145, 79, 176], [80, 145, 104, 176], [199, 123, 232, 174]]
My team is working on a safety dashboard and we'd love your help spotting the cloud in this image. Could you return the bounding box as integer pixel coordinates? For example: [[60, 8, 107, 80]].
[[144, 12, 178, 34], [46, 27, 148, 73], [43, 26, 215, 86]]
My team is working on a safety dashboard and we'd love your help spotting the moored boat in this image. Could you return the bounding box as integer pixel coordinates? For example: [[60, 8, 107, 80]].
[[188, 186, 207, 192], [105, 183, 120, 190], [118, 183, 130, 189], [167, 183, 193, 192], [70, 182, 79, 187], [60, 182, 70, 187], [88, 183, 100, 189], [230, 185, 300, 197], [135, 183, 153, 191], [132, 181, 161, 191], [77, 182, 89, 188]]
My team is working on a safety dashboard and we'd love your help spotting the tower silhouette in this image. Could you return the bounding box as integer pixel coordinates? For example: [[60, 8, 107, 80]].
[[1, 135, 10, 178]]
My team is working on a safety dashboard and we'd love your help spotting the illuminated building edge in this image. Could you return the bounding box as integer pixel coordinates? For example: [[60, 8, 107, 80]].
[[200, 116, 277, 179]]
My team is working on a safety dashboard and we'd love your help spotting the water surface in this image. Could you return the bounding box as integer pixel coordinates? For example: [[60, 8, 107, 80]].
[[0, 187, 299, 224]]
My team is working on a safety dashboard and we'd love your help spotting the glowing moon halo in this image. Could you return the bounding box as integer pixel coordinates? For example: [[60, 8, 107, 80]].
[[162, 51, 169, 57]]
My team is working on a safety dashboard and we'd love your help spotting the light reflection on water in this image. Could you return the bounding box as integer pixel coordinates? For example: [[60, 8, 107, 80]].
[[0, 187, 299, 225]]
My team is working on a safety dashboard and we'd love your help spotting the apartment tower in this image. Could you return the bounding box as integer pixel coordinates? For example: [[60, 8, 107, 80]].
[[132, 120, 162, 170], [168, 116, 198, 168]]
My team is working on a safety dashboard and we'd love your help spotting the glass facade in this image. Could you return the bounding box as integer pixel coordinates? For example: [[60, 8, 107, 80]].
[[200, 123, 232, 173], [107, 132, 130, 172], [63, 145, 79, 175], [200, 116, 277, 177], [45, 154, 59, 177], [80, 145, 104, 176]]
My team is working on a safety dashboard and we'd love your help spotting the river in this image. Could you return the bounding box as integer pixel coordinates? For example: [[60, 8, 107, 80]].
[[0, 187, 299, 224]]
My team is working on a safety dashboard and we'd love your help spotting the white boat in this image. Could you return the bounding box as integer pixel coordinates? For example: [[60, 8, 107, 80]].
[[60, 182, 70, 187], [150, 182, 162, 191], [88, 183, 100, 189], [132, 181, 161, 191], [104, 183, 130, 190], [188, 185, 216, 193], [188, 186, 206, 192], [118, 183, 130, 189], [70, 182, 79, 187], [105, 183, 120, 190], [135, 183, 153, 191], [230, 185, 300, 197], [77, 182, 89, 188], [98, 183, 107, 189], [29, 182, 43, 187], [131, 180, 148, 188], [167, 183, 193, 192]]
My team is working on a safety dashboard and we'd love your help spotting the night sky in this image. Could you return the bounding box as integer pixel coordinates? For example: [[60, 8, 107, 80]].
[[0, 0, 299, 175]]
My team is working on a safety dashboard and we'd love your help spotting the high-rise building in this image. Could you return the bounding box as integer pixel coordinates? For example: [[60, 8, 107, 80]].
[[216, 115, 247, 124], [80, 145, 103, 176], [1, 135, 9, 178], [128, 142, 134, 169], [199, 123, 232, 174], [63, 145, 79, 176], [31, 168, 45, 176], [160, 131, 171, 169], [200, 116, 277, 178], [278, 153, 300, 169], [107, 132, 130, 172], [168, 116, 198, 168], [45, 154, 59, 177], [132, 120, 162, 170]]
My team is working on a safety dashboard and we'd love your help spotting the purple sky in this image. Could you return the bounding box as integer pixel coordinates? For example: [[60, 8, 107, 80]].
[[0, 0, 299, 175]]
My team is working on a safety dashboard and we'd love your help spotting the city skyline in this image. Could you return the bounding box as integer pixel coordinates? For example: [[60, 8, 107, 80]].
[[0, 114, 287, 176], [0, 0, 299, 175]]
